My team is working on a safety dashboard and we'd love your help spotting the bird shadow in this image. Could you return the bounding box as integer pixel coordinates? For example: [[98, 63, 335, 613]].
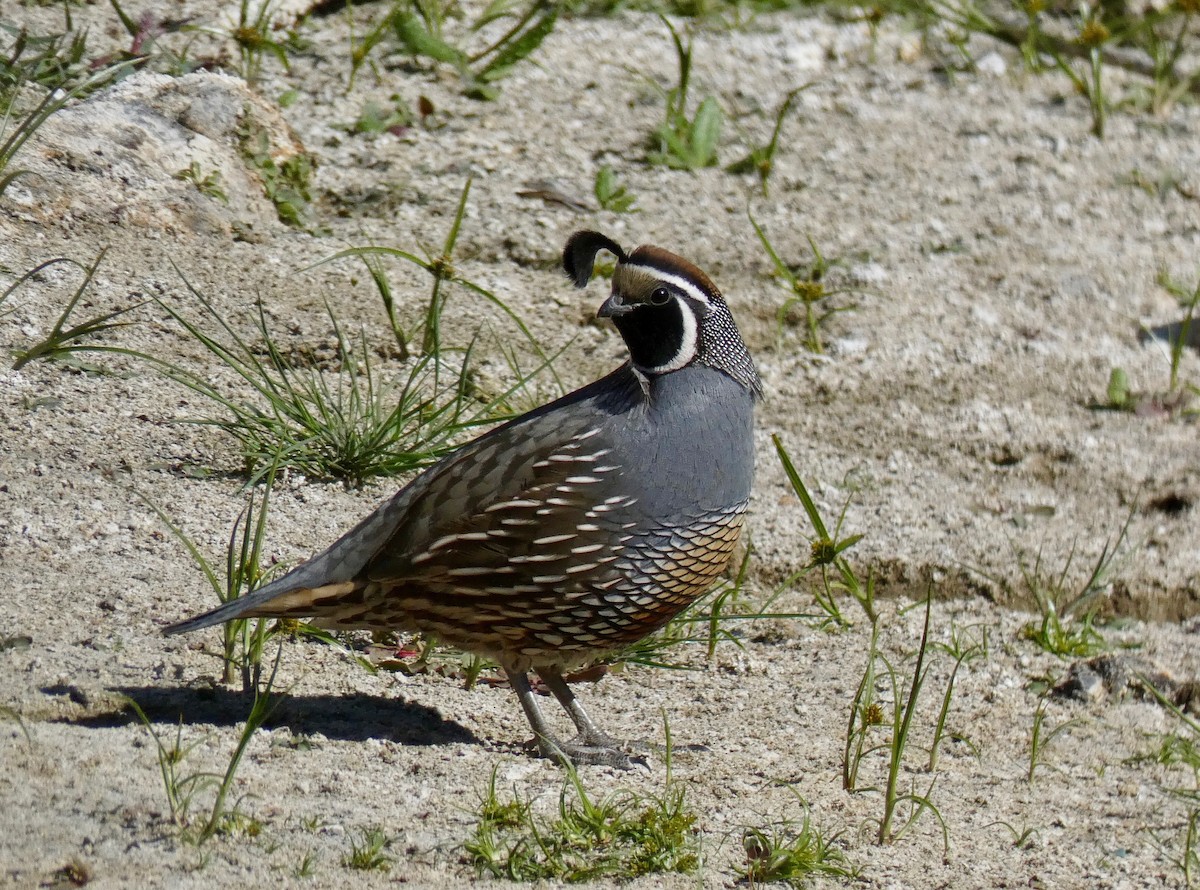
[[48, 682, 479, 747]]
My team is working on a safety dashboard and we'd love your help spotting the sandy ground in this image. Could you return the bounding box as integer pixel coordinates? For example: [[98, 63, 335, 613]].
[[2, 1, 1200, 887]]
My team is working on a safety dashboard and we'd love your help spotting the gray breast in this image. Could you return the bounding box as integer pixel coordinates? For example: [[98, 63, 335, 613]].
[[608, 365, 756, 521]]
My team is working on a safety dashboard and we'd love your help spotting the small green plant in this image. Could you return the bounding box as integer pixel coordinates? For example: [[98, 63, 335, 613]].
[[125, 706, 213, 827], [139, 467, 282, 687], [647, 19, 722, 170], [872, 594, 949, 850], [1027, 696, 1081, 784], [174, 162, 228, 202], [0, 28, 134, 197], [751, 216, 860, 354], [1174, 809, 1200, 887], [349, 0, 559, 100], [7, 250, 146, 371], [189, 0, 299, 86], [774, 436, 869, 631], [777, 437, 955, 852], [593, 165, 637, 212], [1103, 366, 1135, 411], [467, 745, 700, 881], [740, 799, 856, 886], [345, 96, 414, 135], [1100, 271, 1199, 416], [321, 178, 560, 379], [1044, 8, 1110, 138], [240, 119, 317, 228], [926, 621, 987, 771], [987, 820, 1041, 850], [1139, 677, 1200, 885], [1013, 512, 1133, 658], [1161, 270, 1200, 404], [195, 646, 284, 843], [127, 644, 285, 844], [726, 86, 806, 196], [344, 826, 395, 871], [295, 849, 319, 878]]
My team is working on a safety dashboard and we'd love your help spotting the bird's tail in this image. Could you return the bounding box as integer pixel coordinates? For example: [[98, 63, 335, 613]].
[[162, 575, 359, 636], [163, 488, 407, 636]]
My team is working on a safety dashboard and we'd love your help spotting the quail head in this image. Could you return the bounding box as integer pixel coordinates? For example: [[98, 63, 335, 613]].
[[165, 230, 761, 768]]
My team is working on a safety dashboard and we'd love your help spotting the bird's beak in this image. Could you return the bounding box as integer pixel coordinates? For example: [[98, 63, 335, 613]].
[[597, 292, 632, 318]]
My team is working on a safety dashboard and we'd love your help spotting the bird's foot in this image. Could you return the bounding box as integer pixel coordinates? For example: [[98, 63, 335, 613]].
[[526, 732, 647, 769]]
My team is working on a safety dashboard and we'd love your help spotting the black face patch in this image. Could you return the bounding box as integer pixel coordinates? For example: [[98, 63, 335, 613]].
[[611, 296, 686, 371]]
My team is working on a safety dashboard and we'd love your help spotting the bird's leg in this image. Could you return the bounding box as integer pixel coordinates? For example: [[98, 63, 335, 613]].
[[506, 669, 635, 769], [541, 669, 707, 762], [537, 668, 624, 750], [506, 669, 573, 766]]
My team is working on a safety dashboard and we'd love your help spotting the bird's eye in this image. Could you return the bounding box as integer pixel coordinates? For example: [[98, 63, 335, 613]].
[[650, 286, 671, 306]]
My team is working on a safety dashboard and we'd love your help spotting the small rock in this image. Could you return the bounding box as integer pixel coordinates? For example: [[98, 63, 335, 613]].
[[976, 52, 1007, 78]]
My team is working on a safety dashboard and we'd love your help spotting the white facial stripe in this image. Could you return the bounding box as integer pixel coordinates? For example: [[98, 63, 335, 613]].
[[621, 265, 714, 310], [641, 292, 698, 374]]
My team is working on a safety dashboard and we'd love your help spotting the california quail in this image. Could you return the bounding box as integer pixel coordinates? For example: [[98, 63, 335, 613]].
[[165, 230, 761, 767]]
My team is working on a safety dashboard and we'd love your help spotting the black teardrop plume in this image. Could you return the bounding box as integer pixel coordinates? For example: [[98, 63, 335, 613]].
[[562, 230, 627, 288]]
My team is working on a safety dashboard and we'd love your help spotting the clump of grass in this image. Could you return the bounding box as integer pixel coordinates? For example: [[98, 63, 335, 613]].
[[186, 0, 303, 86], [1027, 695, 1081, 784], [155, 284, 488, 486], [344, 826, 395, 871], [348, 0, 559, 100], [750, 216, 861, 354], [467, 754, 700, 881], [127, 643, 285, 844], [740, 799, 856, 886], [1013, 511, 1133, 658], [726, 86, 807, 196], [647, 18, 722, 170], [128, 711, 214, 828], [0, 24, 135, 198], [147, 180, 558, 487], [7, 250, 146, 372]]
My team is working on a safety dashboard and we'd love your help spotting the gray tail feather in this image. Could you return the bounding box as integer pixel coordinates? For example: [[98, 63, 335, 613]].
[[163, 483, 403, 636], [162, 558, 333, 636], [163, 579, 290, 636]]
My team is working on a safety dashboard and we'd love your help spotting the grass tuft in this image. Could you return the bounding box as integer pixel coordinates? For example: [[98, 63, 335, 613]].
[[344, 826, 395, 871], [751, 217, 861, 355], [7, 250, 146, 372], [741, 798, 856, 886], [1013, 511, 1134, 658], [647, 18, 722, 170], [467, 756, 700, 881]]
